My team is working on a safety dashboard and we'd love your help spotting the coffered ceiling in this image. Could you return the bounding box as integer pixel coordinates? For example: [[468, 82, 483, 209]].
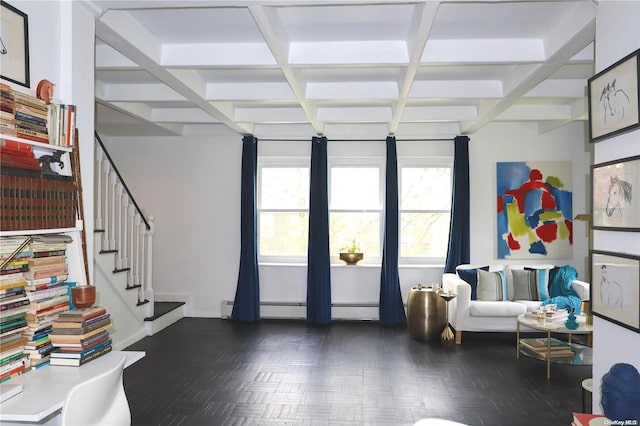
[[90, 0, 596, 140]]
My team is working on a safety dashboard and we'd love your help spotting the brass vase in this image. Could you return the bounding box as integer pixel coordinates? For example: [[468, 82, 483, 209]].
[[339, 252, 363, 265]]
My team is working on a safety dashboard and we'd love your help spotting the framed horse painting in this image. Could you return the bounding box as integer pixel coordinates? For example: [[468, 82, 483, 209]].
[[588, 48, 640, 143], [590, 250, 640, 333], [591, 155, 640, 231]]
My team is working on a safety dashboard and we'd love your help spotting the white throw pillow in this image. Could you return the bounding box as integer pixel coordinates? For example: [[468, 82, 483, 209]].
[[476, 269, 507, 301]]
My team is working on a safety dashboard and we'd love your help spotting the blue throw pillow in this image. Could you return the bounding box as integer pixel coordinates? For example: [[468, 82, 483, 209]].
[[457, 266, 489, 300]]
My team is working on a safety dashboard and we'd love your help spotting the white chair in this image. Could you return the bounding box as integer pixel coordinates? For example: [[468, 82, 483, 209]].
[[60, 355, 131, 426]]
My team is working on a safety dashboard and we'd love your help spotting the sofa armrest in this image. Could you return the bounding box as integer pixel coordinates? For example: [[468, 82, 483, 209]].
[[571, 279, 590, 301], [442, 273, 472, 328]]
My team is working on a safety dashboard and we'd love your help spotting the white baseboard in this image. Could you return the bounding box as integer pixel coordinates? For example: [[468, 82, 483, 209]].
[[220, 301, 381, 320]]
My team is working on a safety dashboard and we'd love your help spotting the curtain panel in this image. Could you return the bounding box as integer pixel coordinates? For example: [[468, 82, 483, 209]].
[[231, 135, 260, 322], [307, 136, 332, 324], [379, 136, 407, 326], [444, 135, 471, 273]]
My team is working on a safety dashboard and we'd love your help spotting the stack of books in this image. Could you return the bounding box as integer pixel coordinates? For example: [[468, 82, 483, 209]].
[[520, 337, 575, 359], [0, 83, 16, 136], [524, 308, 569, 323], [572, 412, 610, 426], [0, 138, 41, 172], [0, 238, 31, 382], [13, 91, 49, 144], [47, 103, 77, 148], [21, 235, 73, 369], [49, 306, 112, 366]]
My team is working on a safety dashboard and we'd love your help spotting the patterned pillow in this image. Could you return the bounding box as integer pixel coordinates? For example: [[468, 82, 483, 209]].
[[456, 265, 489, 300], [477, 269, 507, 301], [512, 269, 541, 300], [524, 267, 551, 301]]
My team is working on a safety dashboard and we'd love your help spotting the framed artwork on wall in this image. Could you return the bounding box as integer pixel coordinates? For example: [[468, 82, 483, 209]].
[[588, 48, 640, 143], [591, 155, 640, 231], [590, 250, 640, 333], [496, 161, 573, 259], [0, 1, 30, 88]]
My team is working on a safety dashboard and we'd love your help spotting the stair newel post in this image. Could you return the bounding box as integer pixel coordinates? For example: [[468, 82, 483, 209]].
[[95, 148, 104, 230], [144, 215, 155, 318]]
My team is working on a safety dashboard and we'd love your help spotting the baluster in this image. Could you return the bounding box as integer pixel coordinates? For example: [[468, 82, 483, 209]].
[[108, 168, 117, 251], [101, 160, 111, 251], [114, 182, 123, 270], [95, 149, 104, 230], [121, 197, 130, 269]]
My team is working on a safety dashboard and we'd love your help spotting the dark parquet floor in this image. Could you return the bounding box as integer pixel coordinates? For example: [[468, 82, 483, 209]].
[[123, 318, 591, 426]]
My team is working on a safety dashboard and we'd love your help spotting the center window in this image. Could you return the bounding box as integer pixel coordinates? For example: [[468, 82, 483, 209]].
[[329, 165, 383, 261]]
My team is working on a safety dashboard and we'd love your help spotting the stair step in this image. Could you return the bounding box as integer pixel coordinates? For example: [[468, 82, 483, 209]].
[[126, 284, 141, 290], [100, 250, 117, 254], [144, 302, 185, 321], [113, 267, 131, 273], [137, 299, 150, 307]]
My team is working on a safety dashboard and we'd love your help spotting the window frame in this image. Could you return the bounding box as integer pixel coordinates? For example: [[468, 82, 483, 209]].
[[398, 156, 454, 265], [257, 157, 310, 264]]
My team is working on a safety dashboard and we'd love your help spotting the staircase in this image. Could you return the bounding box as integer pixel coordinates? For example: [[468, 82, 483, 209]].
[[93, 133, 183, 347]]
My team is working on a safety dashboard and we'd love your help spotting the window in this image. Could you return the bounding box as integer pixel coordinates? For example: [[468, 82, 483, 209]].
[[329, 164, 383, 261], [258, 162, 309, 260], [258, 156, 452, 264], [399, 160, 452, 263]]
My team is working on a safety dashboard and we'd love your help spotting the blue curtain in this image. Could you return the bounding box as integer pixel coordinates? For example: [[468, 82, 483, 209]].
[[231, 135, 260, 322], [444, 135, 471, 273], [307, 136, 332, 324], [379, 136, 406, 326]]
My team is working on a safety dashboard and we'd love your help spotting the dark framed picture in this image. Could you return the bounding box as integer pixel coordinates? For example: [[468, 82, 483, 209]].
[[591, 155, 640, 231], [590, 250, 640, 333], [588, 49, 640, 143], [0, 1, 30, 87]]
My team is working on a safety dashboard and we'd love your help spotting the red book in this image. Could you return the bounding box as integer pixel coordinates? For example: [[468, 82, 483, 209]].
[[572, 412, 609, 426], [0, 139, 33, 152]]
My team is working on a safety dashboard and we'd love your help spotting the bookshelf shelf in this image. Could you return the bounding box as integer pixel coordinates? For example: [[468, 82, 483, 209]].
[[0, 134, 72, 152]]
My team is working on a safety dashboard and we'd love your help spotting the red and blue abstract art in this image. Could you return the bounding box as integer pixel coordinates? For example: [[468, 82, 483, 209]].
[[497, 161, 573, 259]]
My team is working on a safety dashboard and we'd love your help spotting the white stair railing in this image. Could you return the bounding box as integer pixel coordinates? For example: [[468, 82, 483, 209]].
[[94, 132, 155, 317]]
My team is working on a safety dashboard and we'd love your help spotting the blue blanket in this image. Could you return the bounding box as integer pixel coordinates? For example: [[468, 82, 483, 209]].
[[541, 265, 582, 313]]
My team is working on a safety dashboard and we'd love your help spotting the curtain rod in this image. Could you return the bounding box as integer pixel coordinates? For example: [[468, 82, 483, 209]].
[[257, 138, 455, 142]]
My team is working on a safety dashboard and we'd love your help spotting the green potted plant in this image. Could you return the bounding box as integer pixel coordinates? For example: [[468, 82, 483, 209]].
[[339, 239, 363, 265]]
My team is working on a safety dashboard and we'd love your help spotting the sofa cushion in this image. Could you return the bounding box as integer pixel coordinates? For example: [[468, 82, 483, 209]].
[[469, 301, 528, 317], [456, 265, 489, 300], [524, 267, 551, 301], [512, 269, 543, 300], [477, 269, 507, 301], [514, 300, 544, 312]]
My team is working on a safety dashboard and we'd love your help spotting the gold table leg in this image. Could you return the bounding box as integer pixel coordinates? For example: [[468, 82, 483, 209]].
[[441, 300, 454, 341]]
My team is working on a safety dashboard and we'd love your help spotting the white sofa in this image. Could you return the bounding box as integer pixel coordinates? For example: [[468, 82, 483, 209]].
[[442, 264, 590, 344]]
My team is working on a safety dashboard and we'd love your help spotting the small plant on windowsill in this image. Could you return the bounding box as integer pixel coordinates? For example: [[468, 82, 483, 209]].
[[339, 239, 363, 265]]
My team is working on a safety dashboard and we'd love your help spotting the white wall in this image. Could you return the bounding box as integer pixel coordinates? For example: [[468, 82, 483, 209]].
[[590, 1, 640, 413], [470, 121, 591, 277], [105, 121, 590, 317]]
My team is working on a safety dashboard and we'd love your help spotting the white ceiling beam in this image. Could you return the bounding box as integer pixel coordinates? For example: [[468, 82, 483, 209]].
[[95, 43, 140, 69], [249, 5, 324, 134], [317, 106, 393, 122], [525, 79, 588, 98], [401, 105, 477, 122], [95, 9, 251, 135], [235, 107, 309, 123], [306, 82, 398, 99], [496, 104, 571, 121], [162, 43, 276, 66], [422, 39, 545, 63], [289, 41, 408, 65], [409, 80, 503, 98], [207, 82, 296, 100], [461, 1, 596, 134], [388, 1, 440, 134], [103, 83, 185, 102], [151, 108, 220, 123]]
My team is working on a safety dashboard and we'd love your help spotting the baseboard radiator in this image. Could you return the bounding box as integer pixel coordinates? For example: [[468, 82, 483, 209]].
[[221, 300, 381, 320]]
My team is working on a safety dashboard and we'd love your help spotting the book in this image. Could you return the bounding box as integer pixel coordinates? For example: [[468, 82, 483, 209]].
[[520, 337, 570, 351], [53, 313, 110, 329], [572, 412, 610, 426], [49, 324, 112, 345], [51, 317, 111, 335], [57, 306, 107, 323], [26, 295, 69, 313], [51, 338, 112, 359], [49, 343, 112, 366]]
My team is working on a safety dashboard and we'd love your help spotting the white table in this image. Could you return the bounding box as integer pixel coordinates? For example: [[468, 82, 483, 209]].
[[0, 350, 145, 425]]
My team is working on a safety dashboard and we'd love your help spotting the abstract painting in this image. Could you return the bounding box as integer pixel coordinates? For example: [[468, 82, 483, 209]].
[[497, 161, 572, 259]]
